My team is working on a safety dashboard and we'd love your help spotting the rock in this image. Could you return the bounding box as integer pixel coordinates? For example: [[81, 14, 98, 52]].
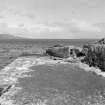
[[53, 44, 64, 47], [46, 46, 70, 58], [0, 85, 12, 96], [95, 38, 105, 44], [0, 87, 4, 96], [83, 38, 105, 71], [46, 45, 84, 58], [2, 85, 12, 94]]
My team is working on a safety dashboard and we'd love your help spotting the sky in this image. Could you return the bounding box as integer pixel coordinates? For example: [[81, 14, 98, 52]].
[[0, 0, 105, 38]]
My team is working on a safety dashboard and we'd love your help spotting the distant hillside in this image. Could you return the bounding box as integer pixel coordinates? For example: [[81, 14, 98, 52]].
[[0, 34, 23, 39]]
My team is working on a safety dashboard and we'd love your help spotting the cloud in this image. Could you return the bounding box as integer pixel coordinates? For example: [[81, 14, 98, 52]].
[[71, 19, 101, 32], [0, 8, 102, 39], [0, 18, 102, 39], [22, 23, 63, 33]]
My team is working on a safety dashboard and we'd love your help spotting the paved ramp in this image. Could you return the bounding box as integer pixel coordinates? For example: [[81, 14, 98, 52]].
[[0, 56, 105, 105]]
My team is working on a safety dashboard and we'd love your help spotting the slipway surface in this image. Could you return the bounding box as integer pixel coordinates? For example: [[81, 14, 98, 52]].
[[0, 56, 105, 105]]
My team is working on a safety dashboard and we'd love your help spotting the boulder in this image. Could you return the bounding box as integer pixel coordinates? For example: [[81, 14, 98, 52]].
[[83, 38, 105, 71], [46, 46, 70, 58], [95, 38, 105, 44], [53, 44, 64, 47], [0, 85, 12, 96], [46, 45, 84, 58]]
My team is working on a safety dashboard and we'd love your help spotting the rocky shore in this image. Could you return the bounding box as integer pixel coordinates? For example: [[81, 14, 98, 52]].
[[46, 38, 105, 72], [82, 39, 105, 71]]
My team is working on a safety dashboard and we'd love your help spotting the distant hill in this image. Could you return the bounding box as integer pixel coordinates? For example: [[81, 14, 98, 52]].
[[0, 34, 23, 39]]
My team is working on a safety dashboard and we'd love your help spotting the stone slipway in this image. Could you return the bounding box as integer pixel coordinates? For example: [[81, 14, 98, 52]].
[[0, 56, 105, 105], [0, 56, 70, 105]]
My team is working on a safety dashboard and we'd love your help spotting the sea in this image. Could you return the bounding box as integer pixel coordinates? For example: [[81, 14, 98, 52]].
[[0, 38, 97, 48]]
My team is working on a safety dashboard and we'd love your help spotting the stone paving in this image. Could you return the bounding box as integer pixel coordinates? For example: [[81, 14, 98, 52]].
[[0, 56, 105, 105]]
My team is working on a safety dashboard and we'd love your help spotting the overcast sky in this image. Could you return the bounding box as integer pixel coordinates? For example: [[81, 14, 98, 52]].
[[0, 0, 105, 38]]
